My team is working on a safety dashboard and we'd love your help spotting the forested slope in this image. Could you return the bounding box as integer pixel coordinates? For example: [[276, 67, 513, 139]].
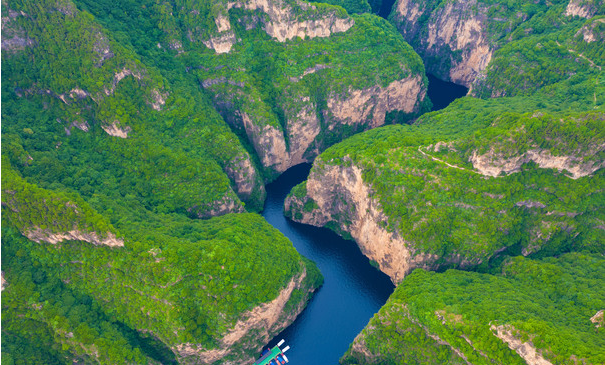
[[342, 253, 605, 364], [390, 0, 605, 90]]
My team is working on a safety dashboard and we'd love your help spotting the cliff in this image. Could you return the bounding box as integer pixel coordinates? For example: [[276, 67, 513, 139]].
[[286, 107, 605, 283], [389, 0, 605, 92], [341, 253, 605, 365], [195, 13, 430, 178]]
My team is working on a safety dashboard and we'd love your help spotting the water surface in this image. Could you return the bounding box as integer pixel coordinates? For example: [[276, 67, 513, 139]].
[[262, 164, 395, 365], [427, 73, 469, 111]]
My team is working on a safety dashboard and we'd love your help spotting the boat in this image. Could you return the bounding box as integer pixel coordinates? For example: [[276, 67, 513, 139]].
[[253, 339, 290, 365]]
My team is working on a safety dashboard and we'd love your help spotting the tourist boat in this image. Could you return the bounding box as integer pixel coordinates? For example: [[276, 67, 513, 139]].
[[253, 339, 290, 365]]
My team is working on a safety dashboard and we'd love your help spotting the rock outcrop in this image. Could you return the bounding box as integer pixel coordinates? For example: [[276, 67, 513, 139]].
[[174, 268, 314, 364], [565, 0, 600, 18], [205, 73, 427, 178], [327, 76, 424, 128], [341, 253, 603, 365], [391, 0, 492, 87], [202, 0, 354, 53], [491, 325, 554, 365], [285, 162, 436, 283], [470, 147, 605, 179], [25, 228, 124, 247]]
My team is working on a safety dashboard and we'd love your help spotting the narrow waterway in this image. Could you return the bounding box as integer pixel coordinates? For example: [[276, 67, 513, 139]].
[[262, 164, 395, 364], [259, 76, 468, 364]]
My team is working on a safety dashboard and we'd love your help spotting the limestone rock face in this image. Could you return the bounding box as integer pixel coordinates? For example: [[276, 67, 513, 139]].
[[202, 0, 354, 53], [391, 0, 492, 87], [174, 268, 313, 364], [327, 76, 424, 128], [205, 74, 427, 178], [565, 0, 600, 18], [470, 147, 605, 179], [285, 162, 437, 284], [25, 229, 124, 247]]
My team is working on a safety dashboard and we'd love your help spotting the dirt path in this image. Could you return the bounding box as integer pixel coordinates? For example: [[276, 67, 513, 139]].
[[417, 146, 479, 174]]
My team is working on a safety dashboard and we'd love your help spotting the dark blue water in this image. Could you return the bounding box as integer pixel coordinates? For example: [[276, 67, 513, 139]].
[[427, 73, 469, 111], [262, 164, 395, 365]]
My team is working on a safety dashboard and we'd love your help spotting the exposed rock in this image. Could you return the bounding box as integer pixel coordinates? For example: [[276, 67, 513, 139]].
[[515, 200, 547, 209], [227, 0, 354, 42], [202, 31, 238, 54], [565, 0, 598, 18], [63, 119, 90, 135], [25, 228, 124, 247], [1, 8, 35, 53], [491, 325, 554, 365], [69, 88, 90, 99], [392, 0, 492, 87], [575, 18, 605, 43], [103, 68, 144, 96], [203, 0, 353, 53], [224, 153, 265, 202], [175, 268, 308, 364], [590, 309, 604, 328], [345, 303, 470, 364], [327, 75, 425, 128], [150, 89, 168, 111], [188, 195, 245, 219], [284, 96, 322, 167], [470, 148, 605, 179], [288, 64, 331, 82], [1, 272, 6, 292], [285, 163, 437, 283], [102, 121, 132, 138], [92, 31, 114, 66]]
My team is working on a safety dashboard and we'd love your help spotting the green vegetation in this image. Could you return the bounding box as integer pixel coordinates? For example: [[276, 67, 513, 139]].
[[389, 0, 604, 93], [292, 95, 604, 267], [473, 15, 605, 98], [284, 2, 605, 363], [1, 0, 341, 362], [341, 253, 605, 364], [1, 181, 319, 363]]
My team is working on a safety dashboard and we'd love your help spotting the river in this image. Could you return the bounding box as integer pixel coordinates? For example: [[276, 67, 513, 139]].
[[259, 76, 467, 364], [262, 164, 394, 364]]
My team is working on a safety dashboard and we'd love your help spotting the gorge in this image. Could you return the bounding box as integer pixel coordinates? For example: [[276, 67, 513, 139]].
[[1, 0, 604, 364]]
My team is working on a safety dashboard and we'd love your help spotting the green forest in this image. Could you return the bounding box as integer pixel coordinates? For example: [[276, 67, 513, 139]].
[[342, 253, 605, 364], [2, 0, 604, 363]]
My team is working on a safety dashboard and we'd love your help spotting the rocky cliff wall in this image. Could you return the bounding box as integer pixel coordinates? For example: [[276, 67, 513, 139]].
[[285, 162, 437, 283], [391, 0, 493, 87]]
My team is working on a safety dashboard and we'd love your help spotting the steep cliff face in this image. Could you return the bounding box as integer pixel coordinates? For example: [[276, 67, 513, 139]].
[[2, 1, 327, 363], [206, 72, 427, 177], [390, 0, 604, 91], [341, 253, 605, 365], [469, 147, 604, 179], [202, 0, 353, 53], [2, 0, 267, 213], [175, 267, 318, 364], [565, 0, 603, 18], [195, 13, 429, 179], [285, 163, 436, 283], [286, 110, 605, 282], [391, 0, 494, 87]]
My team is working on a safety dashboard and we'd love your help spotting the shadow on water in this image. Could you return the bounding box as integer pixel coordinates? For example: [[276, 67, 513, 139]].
[[427, 73, 469, 111], [261, 164, 395, 365], [377, 0, 397, 18]]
